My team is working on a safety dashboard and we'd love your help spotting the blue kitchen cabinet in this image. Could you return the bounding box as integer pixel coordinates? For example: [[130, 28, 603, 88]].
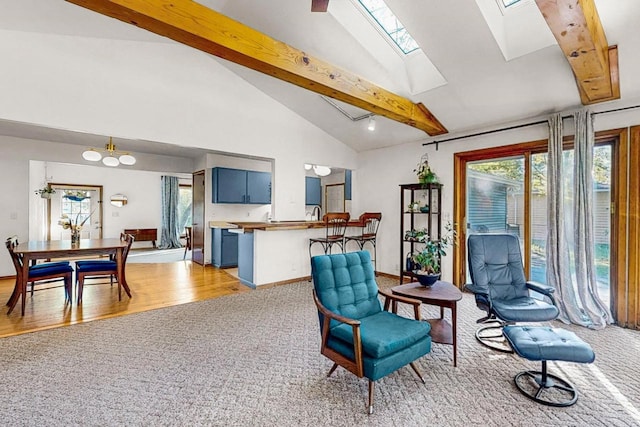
[[238, 232, 255, 288], [211, 228, 238, 268], [305, 176, 322, 205], [213, 167, 271, 204], [247, 171, 271, 204]]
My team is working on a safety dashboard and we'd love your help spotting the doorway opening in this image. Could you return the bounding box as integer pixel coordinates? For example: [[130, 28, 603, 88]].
[[47, 184, 103, 241]]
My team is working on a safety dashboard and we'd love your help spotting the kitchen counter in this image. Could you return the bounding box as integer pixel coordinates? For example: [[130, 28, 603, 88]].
[[209, 221, 238, 229], [228, 220, 363, 232], [226, 219, 366, 288]]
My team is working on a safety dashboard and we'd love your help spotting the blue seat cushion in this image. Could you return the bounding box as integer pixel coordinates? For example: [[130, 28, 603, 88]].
[[492, 297, 560, 322], [328, 334, 431, 381], [28, 262, 73, 278], [30, 261, 70, 271], [503, 326, 595, 364], [76, 260, 117, 273], [330, 311, 431, 359]]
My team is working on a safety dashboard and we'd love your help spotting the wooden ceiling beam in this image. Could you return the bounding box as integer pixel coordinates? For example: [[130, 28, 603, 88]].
[[65, 0, 447, 135], [535, 0, 620, 105]]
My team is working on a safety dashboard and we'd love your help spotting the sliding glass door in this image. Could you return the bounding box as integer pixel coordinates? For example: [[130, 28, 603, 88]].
[[466, 156, 525, 279], [455, 139, 614, 308]]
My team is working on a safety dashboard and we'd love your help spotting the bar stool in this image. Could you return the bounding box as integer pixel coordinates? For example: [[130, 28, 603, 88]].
[[309, 212, 350, 259], [345, 212, 381, 272]]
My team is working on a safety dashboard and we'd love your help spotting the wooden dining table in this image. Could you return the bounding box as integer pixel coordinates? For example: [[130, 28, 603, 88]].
[[7, 238, 131, 316]]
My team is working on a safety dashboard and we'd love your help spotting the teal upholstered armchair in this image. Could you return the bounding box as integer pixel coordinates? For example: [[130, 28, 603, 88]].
[[311, 251, 431, 414]]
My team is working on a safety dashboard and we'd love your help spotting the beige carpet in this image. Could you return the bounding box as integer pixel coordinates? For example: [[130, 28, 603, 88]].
[[0, 277, 638, 426]]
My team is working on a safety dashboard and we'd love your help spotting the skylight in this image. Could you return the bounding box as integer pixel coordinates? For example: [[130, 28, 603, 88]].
[[502, 0, 523, 6], [356, 0, 419, 54]]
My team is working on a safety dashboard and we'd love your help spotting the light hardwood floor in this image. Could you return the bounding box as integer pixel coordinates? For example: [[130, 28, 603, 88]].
[[0, 262, 250, 338]]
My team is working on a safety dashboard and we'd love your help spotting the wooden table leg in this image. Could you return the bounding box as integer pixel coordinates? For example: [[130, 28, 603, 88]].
[[452, 301, 458, 367]]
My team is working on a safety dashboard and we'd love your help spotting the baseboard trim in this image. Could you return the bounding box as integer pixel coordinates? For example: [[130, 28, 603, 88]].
[[253, 272, 405, 290], [257, 276, 312, 290]]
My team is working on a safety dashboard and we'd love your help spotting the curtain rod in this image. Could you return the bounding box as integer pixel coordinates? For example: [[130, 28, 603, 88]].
[[423, 103, 640, 149]]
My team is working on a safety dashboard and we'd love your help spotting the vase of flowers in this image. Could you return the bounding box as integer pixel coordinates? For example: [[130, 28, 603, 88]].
[[58, 211, 94, 244]]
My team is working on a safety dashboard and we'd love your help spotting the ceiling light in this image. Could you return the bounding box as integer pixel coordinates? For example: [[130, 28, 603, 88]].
[[82, 149, 102, 162], [82, 137, 136, 167], [367, 116, 376, 131], [304, 163, 313, 170], [119, 154, 136, 166], [313, 165, 332, 177], [102, 156, 119, 167]]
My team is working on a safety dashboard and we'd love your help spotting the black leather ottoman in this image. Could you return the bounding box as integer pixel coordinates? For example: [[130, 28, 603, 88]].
[[503, 325, 595, 407]]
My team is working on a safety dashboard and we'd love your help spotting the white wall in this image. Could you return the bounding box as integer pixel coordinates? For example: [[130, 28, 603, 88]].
[[0, 28, 358, 277], [0, 29, 358, 222], [356, 109, 640, 282], [30, 161, 190, 243], [0, 135, 193, 276]]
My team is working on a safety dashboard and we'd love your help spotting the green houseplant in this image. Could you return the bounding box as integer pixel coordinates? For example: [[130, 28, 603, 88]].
[[412, 222, 456, 286], [414, 155, 438, 184], [35, 187, 56, 199]]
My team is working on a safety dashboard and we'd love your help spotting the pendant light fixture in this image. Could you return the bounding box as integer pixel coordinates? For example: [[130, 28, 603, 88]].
[[82, 137, 137, 167], [304, 163, 332, 176], [312, 165, 332, 176]]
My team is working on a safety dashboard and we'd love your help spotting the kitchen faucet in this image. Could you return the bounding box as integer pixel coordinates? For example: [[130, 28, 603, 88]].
[[312, 205, 322, 221]]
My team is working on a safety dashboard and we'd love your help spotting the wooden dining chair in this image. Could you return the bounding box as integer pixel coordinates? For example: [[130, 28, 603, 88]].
[[183, 226, 192, 260], [5, 236, 74, 316], [75, 233, 134, 304]]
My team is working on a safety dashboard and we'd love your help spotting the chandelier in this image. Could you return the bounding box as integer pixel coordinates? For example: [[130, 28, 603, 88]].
[[82, 137, 136, 167]]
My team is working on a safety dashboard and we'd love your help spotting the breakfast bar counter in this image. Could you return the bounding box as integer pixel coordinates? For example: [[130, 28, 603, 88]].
[[220, 219, 364, 288], [221, 220, 363, 232]]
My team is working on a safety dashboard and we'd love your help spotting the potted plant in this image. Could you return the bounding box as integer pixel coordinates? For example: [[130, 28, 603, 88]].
[[414, 155, 438, 184], [35, 187, 56, 199], [412, 222, 456, 286]]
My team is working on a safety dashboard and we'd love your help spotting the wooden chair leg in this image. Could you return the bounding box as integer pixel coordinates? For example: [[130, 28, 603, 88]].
[[21, 282, 26, 316], [77, 275, 84, 304], [368, 380, 375, 415], [65, 275, 72, 304], [327, 363, 339, 377], [409, 362, 426, 384]]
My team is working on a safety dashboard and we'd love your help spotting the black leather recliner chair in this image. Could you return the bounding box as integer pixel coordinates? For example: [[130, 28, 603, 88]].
[[465, 234, 560, 352]]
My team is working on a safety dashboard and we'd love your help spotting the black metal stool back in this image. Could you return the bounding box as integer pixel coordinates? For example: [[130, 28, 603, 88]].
[[309, 212, 350, 258]]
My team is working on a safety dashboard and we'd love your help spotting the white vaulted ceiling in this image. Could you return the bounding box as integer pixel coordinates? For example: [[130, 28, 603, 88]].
[[0, 0, 639, 153]]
